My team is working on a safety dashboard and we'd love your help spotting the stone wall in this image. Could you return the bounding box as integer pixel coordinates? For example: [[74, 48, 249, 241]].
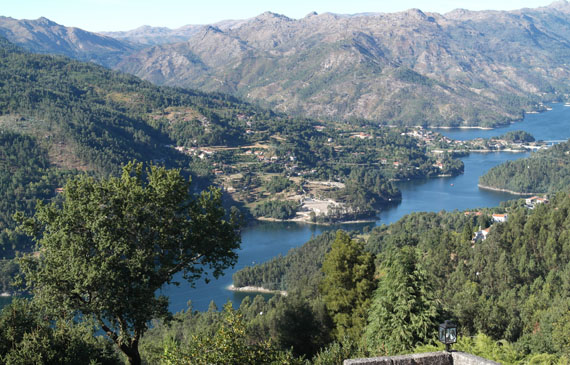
[[344, 351, 499, 365]]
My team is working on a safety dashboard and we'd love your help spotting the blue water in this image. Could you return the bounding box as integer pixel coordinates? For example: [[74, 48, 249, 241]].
[[161, 150, 529, 312], [437, 103, 570, 141], [159, 221, 373, 312], [173, 105, 570, 312], [378, 152, 529, 224], [4, 104, 570, 314]]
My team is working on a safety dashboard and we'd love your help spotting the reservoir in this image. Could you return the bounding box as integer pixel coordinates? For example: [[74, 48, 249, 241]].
[[164, 103, 570, 313], [163, 152, 527, 312], [2, 104, 569, 313], [436, 103, 570, 141]]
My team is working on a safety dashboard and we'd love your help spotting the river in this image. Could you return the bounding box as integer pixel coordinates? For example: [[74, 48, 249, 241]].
[[2, 104, 569, 313], [436, 103, 570, 141]]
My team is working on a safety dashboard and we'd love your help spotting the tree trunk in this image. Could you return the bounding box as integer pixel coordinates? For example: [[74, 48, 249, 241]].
[[127, 351, 142, 365], [121, 344, 142, 365]]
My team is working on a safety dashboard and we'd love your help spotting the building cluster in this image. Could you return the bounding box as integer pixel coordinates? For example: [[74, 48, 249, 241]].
[[471, 213, 509, 243], [525, 196, 549, 209], [470, 196, 549, 243]]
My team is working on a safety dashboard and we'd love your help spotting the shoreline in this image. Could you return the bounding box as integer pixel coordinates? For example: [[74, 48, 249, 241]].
[[467, 149, 528, 153], [227, 285, 287, 296], [254, 216, 377, 225], [431, 126, 495, 130], [477, 184, 538, 196]]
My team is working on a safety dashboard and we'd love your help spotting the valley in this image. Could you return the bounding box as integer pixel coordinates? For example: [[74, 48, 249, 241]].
[[0, 2, 569, 363]]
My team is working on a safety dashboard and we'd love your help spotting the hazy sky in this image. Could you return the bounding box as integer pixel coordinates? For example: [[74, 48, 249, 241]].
[[2, 0, 557, 32]]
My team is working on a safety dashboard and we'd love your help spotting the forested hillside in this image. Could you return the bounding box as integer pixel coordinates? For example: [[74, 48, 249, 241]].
[[479, 140, 570, 194], [226, 194, 570, 362], [0, 36, 466, 229], [233, 231, 337, 293], [0, 38, 250, 256], [0, 37, 270, 176]]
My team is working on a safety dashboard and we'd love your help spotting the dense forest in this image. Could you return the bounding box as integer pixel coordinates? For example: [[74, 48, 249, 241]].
[[0, 36, 465, 295], [226, 194, 570, 363], [479, 140, 570, 194], [10, 191, 560, 363], [0, 37, 265, 290], [0, 38, 268, 293], [0, 132, 71, 260]]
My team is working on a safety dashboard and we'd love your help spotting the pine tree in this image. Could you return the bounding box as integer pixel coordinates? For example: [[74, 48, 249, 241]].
[[320, 230, 376, 341], [365, 247, 439, 355]]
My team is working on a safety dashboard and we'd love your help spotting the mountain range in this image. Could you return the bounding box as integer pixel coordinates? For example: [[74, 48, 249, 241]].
[[2, 1, 570, 126], [0, 16, 134, 67]]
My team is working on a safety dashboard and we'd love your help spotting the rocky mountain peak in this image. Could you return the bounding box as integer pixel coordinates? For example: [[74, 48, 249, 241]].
[[201, 25, 223, 35], [255, 11, 291, 22], [405, 8, 428, 20], [0, 16, 134, 67], [548, 0, 570, 11], [35, 17, 58, 26]]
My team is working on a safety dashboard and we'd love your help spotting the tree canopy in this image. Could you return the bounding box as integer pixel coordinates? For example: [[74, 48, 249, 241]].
[[16, 162, 241, 365], [479, 140, 570, 194]]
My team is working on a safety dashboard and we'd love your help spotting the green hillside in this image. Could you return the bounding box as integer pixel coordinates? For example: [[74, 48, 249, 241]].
[[229, 194, 570, 361], [479, 141, 570, 194], [0, 37, 264, 260], [0, 37, 468, 259]]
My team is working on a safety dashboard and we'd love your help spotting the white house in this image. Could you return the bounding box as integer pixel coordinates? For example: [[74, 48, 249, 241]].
[[473, 227, 491, 242], [492, 213, 508, 223], [525, 196, 549, 209]]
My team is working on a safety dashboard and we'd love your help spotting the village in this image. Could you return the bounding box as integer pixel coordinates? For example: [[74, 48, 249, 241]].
[[165, 122, 550, 224], [402, 127, 548, 154]]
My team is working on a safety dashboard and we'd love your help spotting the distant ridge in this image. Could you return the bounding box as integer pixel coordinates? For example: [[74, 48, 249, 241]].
[[2, 2, 570, 127], [115, 3, 570, 127], [0, 16, 135, 67], [100, 19, 249, 46]]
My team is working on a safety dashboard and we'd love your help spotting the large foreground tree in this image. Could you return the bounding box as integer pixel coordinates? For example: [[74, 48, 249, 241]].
[[365, 247, 439, 355], [17, 162, 241, 365], [320, 231, 376, 342]]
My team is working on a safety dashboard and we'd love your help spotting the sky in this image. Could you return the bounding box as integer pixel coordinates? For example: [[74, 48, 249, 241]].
[[2, 0, 558, 32]]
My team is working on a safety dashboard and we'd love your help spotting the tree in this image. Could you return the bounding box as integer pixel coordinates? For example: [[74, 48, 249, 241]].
[[16, 162, 241, 365], [160, 303, 303, 365], [320, 230, 376, 342], [273, 297, 326, 357], [365, 247, 439, 355], [0, 298, 120, 364]]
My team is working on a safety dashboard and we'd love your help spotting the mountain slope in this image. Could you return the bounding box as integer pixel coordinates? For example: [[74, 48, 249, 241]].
[[116, 3, 570, 127], [0, 36, 279, 175], [0, 16, 135, 67], [0, 37, 275, 258]]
